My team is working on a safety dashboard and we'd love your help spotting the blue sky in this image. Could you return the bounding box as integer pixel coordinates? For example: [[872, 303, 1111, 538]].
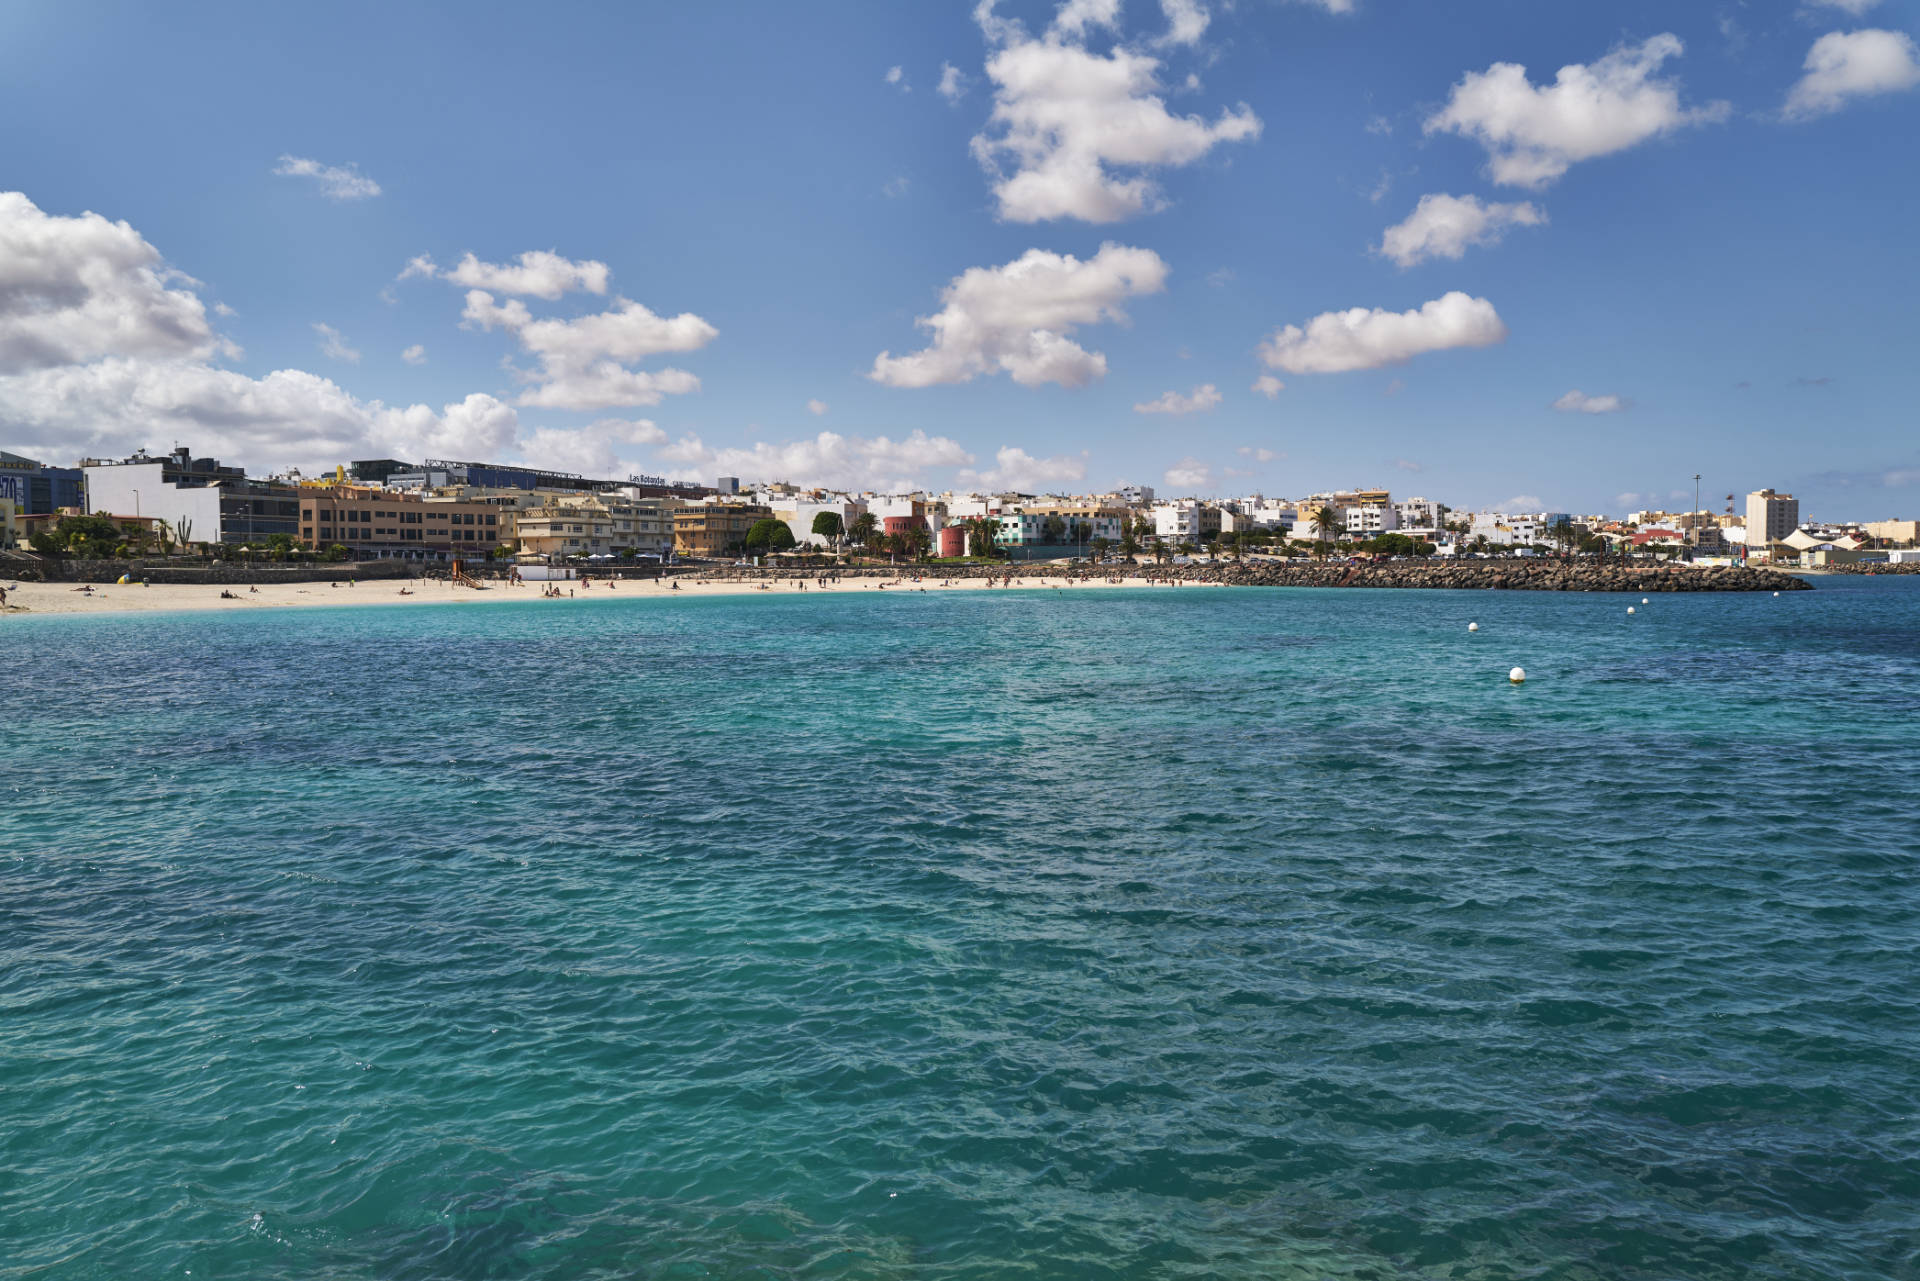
[[2, 0, 1916, 516]]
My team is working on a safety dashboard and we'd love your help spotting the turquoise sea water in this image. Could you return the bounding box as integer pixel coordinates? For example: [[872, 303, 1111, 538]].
[[4, 578, 1918, 1280]]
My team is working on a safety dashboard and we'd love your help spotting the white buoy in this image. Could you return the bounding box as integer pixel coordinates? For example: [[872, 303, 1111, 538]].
[[1468, 622, 1479, 632], [1627, 606, 1635, 614], [1509, 666, 1526, 684], [1641, 597, 1649, 604], [1773, 591, 1780, 597]]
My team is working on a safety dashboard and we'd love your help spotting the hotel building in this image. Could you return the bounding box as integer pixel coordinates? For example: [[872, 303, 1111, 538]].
[[298, 487, 503, 561]]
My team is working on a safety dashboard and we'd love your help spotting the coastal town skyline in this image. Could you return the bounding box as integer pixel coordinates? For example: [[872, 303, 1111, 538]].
[[4, 2, 1918, 519]]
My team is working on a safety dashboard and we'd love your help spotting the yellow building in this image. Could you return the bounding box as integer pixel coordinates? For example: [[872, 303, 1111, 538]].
[[673, 502, 773, 558], [0, 498, 14, 551]]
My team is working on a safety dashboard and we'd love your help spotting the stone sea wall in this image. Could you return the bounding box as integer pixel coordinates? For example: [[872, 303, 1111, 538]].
[[11, 557, 419, 585]]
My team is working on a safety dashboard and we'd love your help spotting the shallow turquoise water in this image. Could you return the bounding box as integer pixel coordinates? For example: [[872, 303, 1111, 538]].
[[3, 578, 1917, 1280]]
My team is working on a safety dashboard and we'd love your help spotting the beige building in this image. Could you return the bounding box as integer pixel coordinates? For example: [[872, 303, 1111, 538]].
[[298, 486, 504, 560], [1745, 489, 1799, 556], [0, 497, 14, 551], [1863, 518, 1920, 546], [516, 494, 682, 560], [673, 502, 773, 557]]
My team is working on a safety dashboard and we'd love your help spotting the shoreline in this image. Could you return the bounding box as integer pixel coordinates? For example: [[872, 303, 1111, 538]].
[[0, 573, 1159, 617], [2, 560, 1813, 619]]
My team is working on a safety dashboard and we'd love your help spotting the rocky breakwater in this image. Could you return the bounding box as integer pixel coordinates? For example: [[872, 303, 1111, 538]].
[[1140, 560, 1811, 592], [1824, 562, 1920, 576]]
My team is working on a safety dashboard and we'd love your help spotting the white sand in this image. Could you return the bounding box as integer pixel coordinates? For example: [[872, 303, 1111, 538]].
[[0, 572, 1165, 618]]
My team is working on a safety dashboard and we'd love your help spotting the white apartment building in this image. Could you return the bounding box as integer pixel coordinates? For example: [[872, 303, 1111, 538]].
[[1394, 497, 1445, 531], [83, 458, 223, 545], [1019, 501, 1130, 543], [1344, 504, 1399, 535], [1152, 500, 1202, 543], [944, 493, 998, 520], [867, 494, 948, 540]]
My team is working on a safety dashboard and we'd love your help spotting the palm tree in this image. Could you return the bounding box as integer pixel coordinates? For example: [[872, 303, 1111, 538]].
[[1311, 504, 1341, 552], [956, 516, 993, 558], [849, 512, 879, 552]]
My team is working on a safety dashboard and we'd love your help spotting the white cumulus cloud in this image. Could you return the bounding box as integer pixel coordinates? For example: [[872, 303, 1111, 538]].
[[657, 429, 973, 493], [958, 445, 1090, 491], [885, 65, 909, 91], [313, 322, 360, 364], [0, 192, 675, 479], [0, 356, 528, 476], [0, 191, 222, 373], [1258, 291, 1508, 374], [1553, 389, 1625, 414], [517, 418, 667, 477], [938, 61, 970, 102], [806, 398, 829, 416], [1158, 0, 1210, 46], [1808, 0, 1879, 13], [1424, 34, 1728, 188], [870, 242, 1167, 388], [1785, 29, 1920, 119], [272, 155, 381, 200], [396, 250, 608, 298], [461, 289, 715, 410], [401, 344, 426, 365], [441, 250, 610, 299], [1163, 457, 1212, 490], [1251, 374, 1285, 398], [1134, 383, 1221, 415], [1237, 445, 1279, 462], [374, 392, 520, 461], [970, 2, 1261, 222], [1377, 193, 1546, 267], [1050, 0, 1122, 39]]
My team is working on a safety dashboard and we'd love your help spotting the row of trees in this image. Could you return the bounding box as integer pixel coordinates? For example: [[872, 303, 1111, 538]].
[[24, 517, 362, 563]]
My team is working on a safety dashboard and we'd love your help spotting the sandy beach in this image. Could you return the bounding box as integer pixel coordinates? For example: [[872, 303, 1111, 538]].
[[0, 572, 1164, 618]]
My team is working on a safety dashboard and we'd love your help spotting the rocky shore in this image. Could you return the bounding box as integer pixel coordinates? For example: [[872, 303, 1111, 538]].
[[1824, 562, 1920, 576], [704, 559, 1811, 592], [1136, 561, 1810, 591]]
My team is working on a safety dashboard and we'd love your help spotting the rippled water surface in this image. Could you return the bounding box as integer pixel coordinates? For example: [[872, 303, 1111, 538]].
[[5, 578, 1918, 1280]]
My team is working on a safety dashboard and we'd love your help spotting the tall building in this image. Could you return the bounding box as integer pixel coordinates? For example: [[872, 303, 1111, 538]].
[[1745, 489, 1799, 552]]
